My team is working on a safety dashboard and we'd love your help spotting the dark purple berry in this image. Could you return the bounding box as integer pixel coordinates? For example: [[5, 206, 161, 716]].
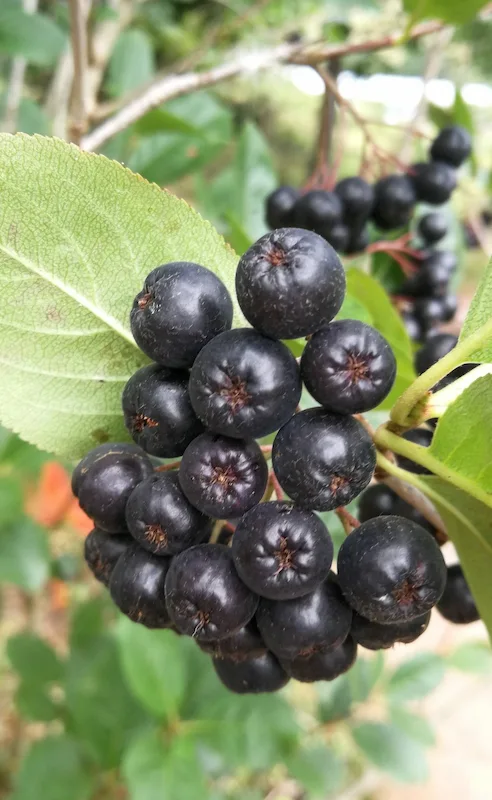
[[281, 635, 357, 682], [265, 186, 300, 228], [84, 528, 132, 587], [358, 484, 398, 522], [188, 328, 301, 439], [130, 262, 233, 368], [396, 427, 433, 475], [178, 433, 268, 518], [109, 543, 172, 628], [415, 333, 458, 375], [402, 256, 453, 299], [300, 320, 396, 414], [72, 443, 153, 533], [272, 409, 376, 511], [437, 564, 479, 624], [337, 515, 446, 624], [235, 227, 346, 339], [417, 212, 448, 244], [345, 225, 370, 254], [401, 310, 422, 342], [122, 364, 203, 457], [413, 297, 447, 335], [351, 611, 430, 650], [199, 620, 267, 661], [430, 125, 471, 168], [372, 175, 416, 230], [293, 190, 342, 232], [231, 501, 333, 600], [410, 162, 457, 205], [165, 544, 258, 641], [440, 294, 458, 323], [125, 472, 212, 556], [325, 222, 349, 252], [213, 651, 289, 694], [335, 176, 374, 223]]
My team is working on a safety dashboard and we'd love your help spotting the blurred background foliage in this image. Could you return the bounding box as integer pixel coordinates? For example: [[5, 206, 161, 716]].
[[1, 1, 492, 798]]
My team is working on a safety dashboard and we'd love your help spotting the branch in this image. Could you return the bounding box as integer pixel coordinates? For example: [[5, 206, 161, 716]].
[[81, 19, 446, 152], [379, 475, 447, 540], [68, 0, 91, 143], [1, 0, 39, 133], [335, 506, 360, 535]]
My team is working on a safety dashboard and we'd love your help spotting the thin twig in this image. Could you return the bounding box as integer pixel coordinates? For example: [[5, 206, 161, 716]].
[[68, 0, 91, 142], [378, 475, 447, 540], [81, 20, 446, 151], [155, 461, 181, 472], [306, 58, 340, 188], [2, 0, 39, 133], [335, 506, 360, 535], [270, 471, 284, 501]]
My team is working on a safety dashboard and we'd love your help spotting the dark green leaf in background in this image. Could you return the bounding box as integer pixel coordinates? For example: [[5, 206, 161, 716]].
[[0, 517, 50, 591], [7, 632, 63, 684], [0, 5, 65, 66], [11, 736, 94, 800], [105, 29, 156, 97]]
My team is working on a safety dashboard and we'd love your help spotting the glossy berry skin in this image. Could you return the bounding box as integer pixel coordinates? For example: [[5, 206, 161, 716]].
[[422, 249, 457, 275], [281, 636, 357, 682], [418, 212, 448, 244], [351, 611, 430, 650], [125, 472, 212, 556], [189, 328, 301, 439], [293, 190, 342, 232], [232, 501, 333, 600], [109, 543, 172, 628], [335, 176, 374, 223], [300, 320, 397, 415], [325, 222, 349, 253], [72, 443, 154, 533], [198, 620, 266, 661], [393, 496, 440, 541], [265, 186, 300, 229], [372, 175, 416, 230], [272, 409, 376, 511], [358, 484, 398, 522], [165, 544, 258, 641], [401, 310, 422, 343], [441, 294, 458, 323], [122, 364, 203, 457], [178, 433, 268, 518], [430, 125, 472, 168], [410, 162, 457, 205], [415, 333, 457, 375], [396, 427, 433, 475], [84, 529, 132, 587], [346, 225, 370, 254], [213, 651, 289, 694], [130, 262, 233, 368], [235, 227, 346, 340], [413, 297, 447, 335], [437, 565, 479, 624], [402, 258, 452, 299], [256, 573, 352, 660], [337, 515, 446, 624]]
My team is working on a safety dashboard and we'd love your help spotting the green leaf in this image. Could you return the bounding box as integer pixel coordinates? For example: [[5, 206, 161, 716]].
[[15, 681, 59, 722], [0, 134, 242, 458], [69, 596, 109, 651], [352, 722, 428, 783], [389, 707, 436, 746], [337, 293, 373, 325], [11, 735, 94, 800], [387, 653, 445, 702], [346, 268, 416, 408], [317, 675, 353, 722], [7, 633, 63, 684], [403, 0, 489, 25], [447, 642, 492, 673], [123, 729, 209, 800], [452, 91, 474, 134], [0, 7, 65, 66], [0, 95, 50, 135], [117, 616, 186, 719], [223, 211, 253, 255], [135, 108, 199, 137], [0, 476, 23, 525], [420, 476, 492, 640], [430, 375, 492, 494], [289, 745, 345, 797], [0, 517, 50, 591], [105, 30, 156, 97], [347, 652, 384, 703], [459, 255, 492, 362], [229, 123, 277, 241]]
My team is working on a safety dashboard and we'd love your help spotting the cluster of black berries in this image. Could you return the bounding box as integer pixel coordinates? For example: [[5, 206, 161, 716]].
[[73, 226, 454, 695]]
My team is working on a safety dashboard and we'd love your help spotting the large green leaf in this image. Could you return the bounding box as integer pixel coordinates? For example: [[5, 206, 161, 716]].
[[117, 617, 186, 719], [346, 268, 416, 407], [0, 134, 242, 458], [420, 476, 492, 640], [352, 722, 428, 783], [0, 5, 65, 66], [404, 0, 489, 24], [430, 375, 492, 494], [459, 255, 492, 362], [11, 736, 94, 800]]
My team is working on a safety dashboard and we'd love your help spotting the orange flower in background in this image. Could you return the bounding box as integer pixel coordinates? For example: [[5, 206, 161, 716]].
[[25, 461, 92, 535]]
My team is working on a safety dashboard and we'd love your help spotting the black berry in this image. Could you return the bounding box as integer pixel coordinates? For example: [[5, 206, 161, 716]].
[[272, 409, 376, 511], [109, 543, 172, 628], [235, 227, 346, 339], [84, 528, 132, 587], [437, 564, 480, 624], [231, 501, 333, 600], [335, 176, 374, 223], [130, 262, 233, 368], [410, 162, 457, 205], [337, 515, 446, 624], [372, 175, 416, 230], [178, 433, 268, 518], [165, 544, 258, 641], [72, 443, 153, 533], [325, 222, 349, 252], [188, 328, 301, 439], [418, 212, 448, 244], [430, 125, 471, 168], [413, 297, 447, 335], [293, 190, 342, 232], [300, 320, 397, 414], [198, 619, 267, 660], [440, 294, 458, 323], [351, 611, 430, 650], [396, 427, 433, 475], [401, 310, 422, 342], [125, 472, 212, 556], [281, 635, 357, 682], [345, 225, 370, 254], [393, 496, 440, 541], [358, 484, 398, 522], [415, 333, 458, 374], [402, 256, 453, 299], [265, 186, 300, 229], [213, 651, 289, 694], [256, 573, 352, 660], [122, 364, 203, 457]]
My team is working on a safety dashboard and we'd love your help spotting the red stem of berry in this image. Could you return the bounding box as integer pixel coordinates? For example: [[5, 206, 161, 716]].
[[155, 460, 182, 472], [269, 471, 284, 501], [336, 506, 360, 535]]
